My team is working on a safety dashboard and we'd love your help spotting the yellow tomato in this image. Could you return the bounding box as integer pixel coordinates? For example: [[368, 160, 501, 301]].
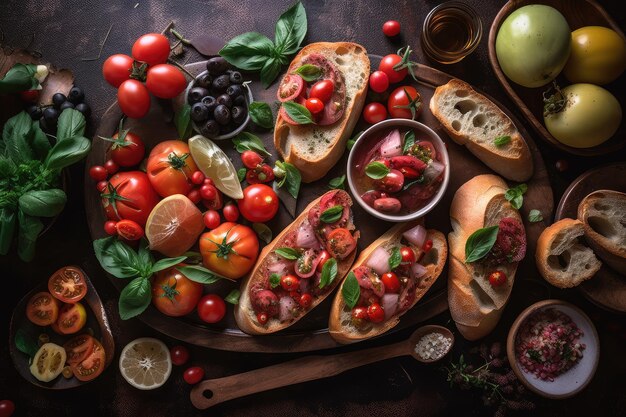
[[563, 26, 626, 85]]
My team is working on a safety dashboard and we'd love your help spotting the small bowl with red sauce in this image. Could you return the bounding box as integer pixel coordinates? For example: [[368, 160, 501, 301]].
[[347, 119, 450, 222], [506, 299, 600, 399]]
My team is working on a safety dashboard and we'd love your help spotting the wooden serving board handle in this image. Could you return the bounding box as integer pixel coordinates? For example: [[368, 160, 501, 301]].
[[190, 340, 409, 409]]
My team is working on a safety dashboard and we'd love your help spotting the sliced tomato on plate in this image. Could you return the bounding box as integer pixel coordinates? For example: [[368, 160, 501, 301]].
[[326, 228, 357, 260], [26, 292, 59, 326], [64, 334, 95, 365], [56, 302, 87, 335], [71, 339, 106, 382], [48, 266, 87, 303]]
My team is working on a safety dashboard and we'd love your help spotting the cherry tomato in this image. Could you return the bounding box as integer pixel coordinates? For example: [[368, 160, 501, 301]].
[[241, 151, 263, 169], [400, 246, 416, 265], [20, 89, 40, 103], [367, 302, 385, 323], [108, 130, 145, 167], [223, 202, 239, 222], [363, 102, 387, 124], [104, 159, 119, 175], [316, 250, 331, 272], [422, 239, 433, 253], [202, 189, 223, 210], [117, 79, 151, 119], [200, 184, 217, 200], [352, 306, 368, 320], [0, 400, 15, 417], [132, 33, 170, 65], [183, 366, 205, 385], [115, 219, 144, 241], [187, 189, 201, 204], [369, 70, 390, 93], [488, 270, 507, 287], [197, 294, 226, 323], [326, 228, 357, 260], [104, 220, 118, 236], [381, 272, 401, 293], [387, 85, 422, 119], [383, 20, 401, 37], [191, 171, 205, 185], [305, 97, 324, 114], [299, 293, 313, 308], [277, 74, 305, 101], [89, 165, 108, 181], [203, 210, 221, 230], [146, 64, 187, 99], [309, 79, 335, 103], [147, 140, 198, 197], [238, 184, 279, 223], [170, 345, 190, 366], [204, 178, 214, 185], [246, 164, 275, 184], [256, 312, 268, 324], [102, 54, 133, 88], [96, 181, 108, 193], [379, 53, 407, 83], [280, 274, 300, 291]]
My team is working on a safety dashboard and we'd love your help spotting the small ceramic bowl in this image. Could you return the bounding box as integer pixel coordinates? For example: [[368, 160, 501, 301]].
[[346, 118, 450, 222], [185, 70, 253, 140], [409, 324, 455, 364], [506, 299, 600, 399]]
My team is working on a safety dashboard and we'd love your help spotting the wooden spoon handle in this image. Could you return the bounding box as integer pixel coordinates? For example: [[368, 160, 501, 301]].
[[190, 340, 408, 409]]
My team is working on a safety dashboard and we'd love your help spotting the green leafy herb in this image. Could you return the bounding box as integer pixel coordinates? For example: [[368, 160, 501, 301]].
[[0, 208, 17, 255], [253, 222, 273, 244], [177, 265, 223, 284], [392, 46, 419, 81], [528, 209, 543, 223], [274, 2, 307, 55], [18, 189, 66, 218], [527, 349, 542, 362], [403, 130, 416, 154], [365, 161, 390, 179], [275, 161, 301, 199], [294, 64, 322, 81], [275, 247, 301, 260], [225, 289, 241, 305], [269, 273, 281, 288], [402, 176, 425, 191], [320, 205, 343, 224], [328, 175, 346, 190], [342, 272, 360, 309], [174, 103, 193, 140], [260, 58, 284, 89], [56, 109, 86, 142], [388, 247, 402, 271], [17, 210, 43, 262], [152, 257, 187, 273], [14, 328, 39, 358], [505, 184, 528, 210], [282, 101, 314, 124], [232, 132, 271, 157], [237, 167, 247, 182], [346, 131, 363, 151], [44, 136, 91, 171], [465, 226, 500, 263], [248, 101, 274, 129], [0, 63, 39, 94], [494, 135, 511, 147], [118, 276, 152, 320], [319, 257, 338, 289]]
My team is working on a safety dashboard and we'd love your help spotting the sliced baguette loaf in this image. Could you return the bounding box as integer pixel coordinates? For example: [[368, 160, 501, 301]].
[[328, 222, 447, 344], [577, 190, 626, 275], [429, 79, 533, 182], [274, 42, 370, 183], [448, 174, 524, 341], [535, 218, 602, 288]]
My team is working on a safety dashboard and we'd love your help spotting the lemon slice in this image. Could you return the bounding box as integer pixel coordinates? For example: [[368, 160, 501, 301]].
[[188, 135, 243, 199], [119, 338, 172, 390]]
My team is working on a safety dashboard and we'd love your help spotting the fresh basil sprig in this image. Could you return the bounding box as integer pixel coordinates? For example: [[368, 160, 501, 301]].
[[269, 273, 281, 288], [0, 63, 40, 94], [328, 175, 346, 190], [232, 132, 271, 157], [346, 131, 363, 151], [294, 64, 322, 82], [403, 130, 416, 154], [174, 103, 193, 140], [237, 167, 247, 183], [465, 226, 500, 263], [494, 135, 511, 147], [225, 289, 241, 305], [320, 205, 344, 224], [219, 2, 307, 87], [365, 161, 390, 179], [388, 247, 402, 271], [275, 160, 301, 199], [248, 101, 274, 129], [342, 272, 360, 309], [505, 184, 528, 210], [528, 209, 543, 223], [275, 247, 301, 260], [282, 101, 314, 124], [14, 328, 39, 358], [319, 257, 338, 289], [178, 264, 227, 284]]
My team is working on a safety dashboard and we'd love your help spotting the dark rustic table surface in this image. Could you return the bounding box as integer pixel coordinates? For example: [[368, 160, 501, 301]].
[[1, 1, 625, 416]]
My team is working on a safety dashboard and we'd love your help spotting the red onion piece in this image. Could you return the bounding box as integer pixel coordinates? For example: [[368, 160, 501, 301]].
[[296, 221, 320, 249], [411, 262, 428, 278], [379, 129, 403, 157], [278, 296, 297, 322], [402, 224, 427, 248], [423, 160, 445, 183], [366, 246, 391, 276], [382, 293, 399, 320], [268, 258, 294, 277]]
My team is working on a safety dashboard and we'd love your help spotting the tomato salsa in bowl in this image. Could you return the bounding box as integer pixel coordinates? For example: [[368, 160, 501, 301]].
[[347, 119, 449, 222]]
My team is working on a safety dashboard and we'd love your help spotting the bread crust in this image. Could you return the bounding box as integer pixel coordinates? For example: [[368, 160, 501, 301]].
[[273, 42, 370, 183], [234, 192, 357, 335], [328, 221, 448, 344]]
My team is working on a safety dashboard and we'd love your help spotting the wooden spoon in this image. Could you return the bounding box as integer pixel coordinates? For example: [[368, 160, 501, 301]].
[[190, 325, 454, 409]]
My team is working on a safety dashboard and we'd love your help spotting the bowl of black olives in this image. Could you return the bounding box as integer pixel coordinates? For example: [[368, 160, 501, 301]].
[[186, 56, 252, 140]]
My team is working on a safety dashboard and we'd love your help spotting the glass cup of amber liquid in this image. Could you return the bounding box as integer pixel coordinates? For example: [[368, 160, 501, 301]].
[[421, 1, 483, 64]]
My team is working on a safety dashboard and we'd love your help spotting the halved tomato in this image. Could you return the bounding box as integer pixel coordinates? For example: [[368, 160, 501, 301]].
[[26, 292, 59, 326], [71, 339, 106, 382], [277, 74, 305, 102], [64, 334, 95, 365], [48, 266, 87, 303], [326, 228, 357, 260], [56, 302, 87, 335]]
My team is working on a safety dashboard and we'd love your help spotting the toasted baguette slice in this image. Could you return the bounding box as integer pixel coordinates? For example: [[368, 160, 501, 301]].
[[577, 190, 626, 275], [235, 191, 358, 335], [274, 42, 370, 183], [328, 221, 447, 344], [535, 218, 602, 288], [448, 174, 524, 341], [429, 79, 533, 182]]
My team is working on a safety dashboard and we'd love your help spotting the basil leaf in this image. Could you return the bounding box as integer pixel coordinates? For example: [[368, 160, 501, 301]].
[[260, 57, 283, 88], [505, 184, 528, 210], [365, 161, 390, 179], [253, 222, 273, 244], [93, 237, 141, 279], [388, 247, 402, 271], [528, 209, 543, 223], [151, 256, 187, 273], [346, 131, 363, 151], [320, 205, 343, 224], [319, 257, 338, 289], [282, 162, 301, 199], [177, 265, 223, 284], [44, 136, 91, 171], [328, 175, 346, 190], [219, 32, 275, 71], [402, 176, 425, 191], [232, 132, 271, 157], [136, 238, 152, 271], [465, 225, 500, 263], [403, 130, 415, 154], [118, 277, 152, 320], [56, 109, 86, 142], [274, 1, 307, 56], [3, 111, 35, 163], [0, 208, 16, 255], [282, 101, 314, 124], [225, 289, 241, 305], [174, 103, 193, 140], [269, 273, 281, 288], [342, 271, 360, 309], [14, 328, 39, 358], [294, 64, 322, 82], [16, 210, 43, 262], [31, 121, 51, 160], [494, 135, 511, 147], [237, 167, 247, 183], [248, 101, 274, 129], [275, 247, 300, 260], [0, 63, 39, 93], [18, 189, 66, 217]]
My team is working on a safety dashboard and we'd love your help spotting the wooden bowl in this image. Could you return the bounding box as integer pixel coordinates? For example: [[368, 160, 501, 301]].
[[506, 299, 600, 399], [409, 324, 455, 363]]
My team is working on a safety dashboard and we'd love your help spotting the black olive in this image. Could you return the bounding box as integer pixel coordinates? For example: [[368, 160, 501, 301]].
[[75, 102, 91, 117], [60, 101, 75, 111], [188, 87, 209, 105], [206, 57, 229, 75], [190, 102, 210, 123], [195, 73, 213, 89], [212, 74, 230, 93], [52, 93, 67, 109], [200, 120, 220, 138], [216, 93, 232, 108], [68, 86, 85, 104], [229, 71, 243, 84], [39, 117, 49, 131], [201, 96, 218, 113], [43, 107, 59, 123], [231, 106, 247, 124], [233, 95, 246, 107], [27, 105, 42, 120], [213, 104, 231, 125], [226, 84, 243, 99]]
